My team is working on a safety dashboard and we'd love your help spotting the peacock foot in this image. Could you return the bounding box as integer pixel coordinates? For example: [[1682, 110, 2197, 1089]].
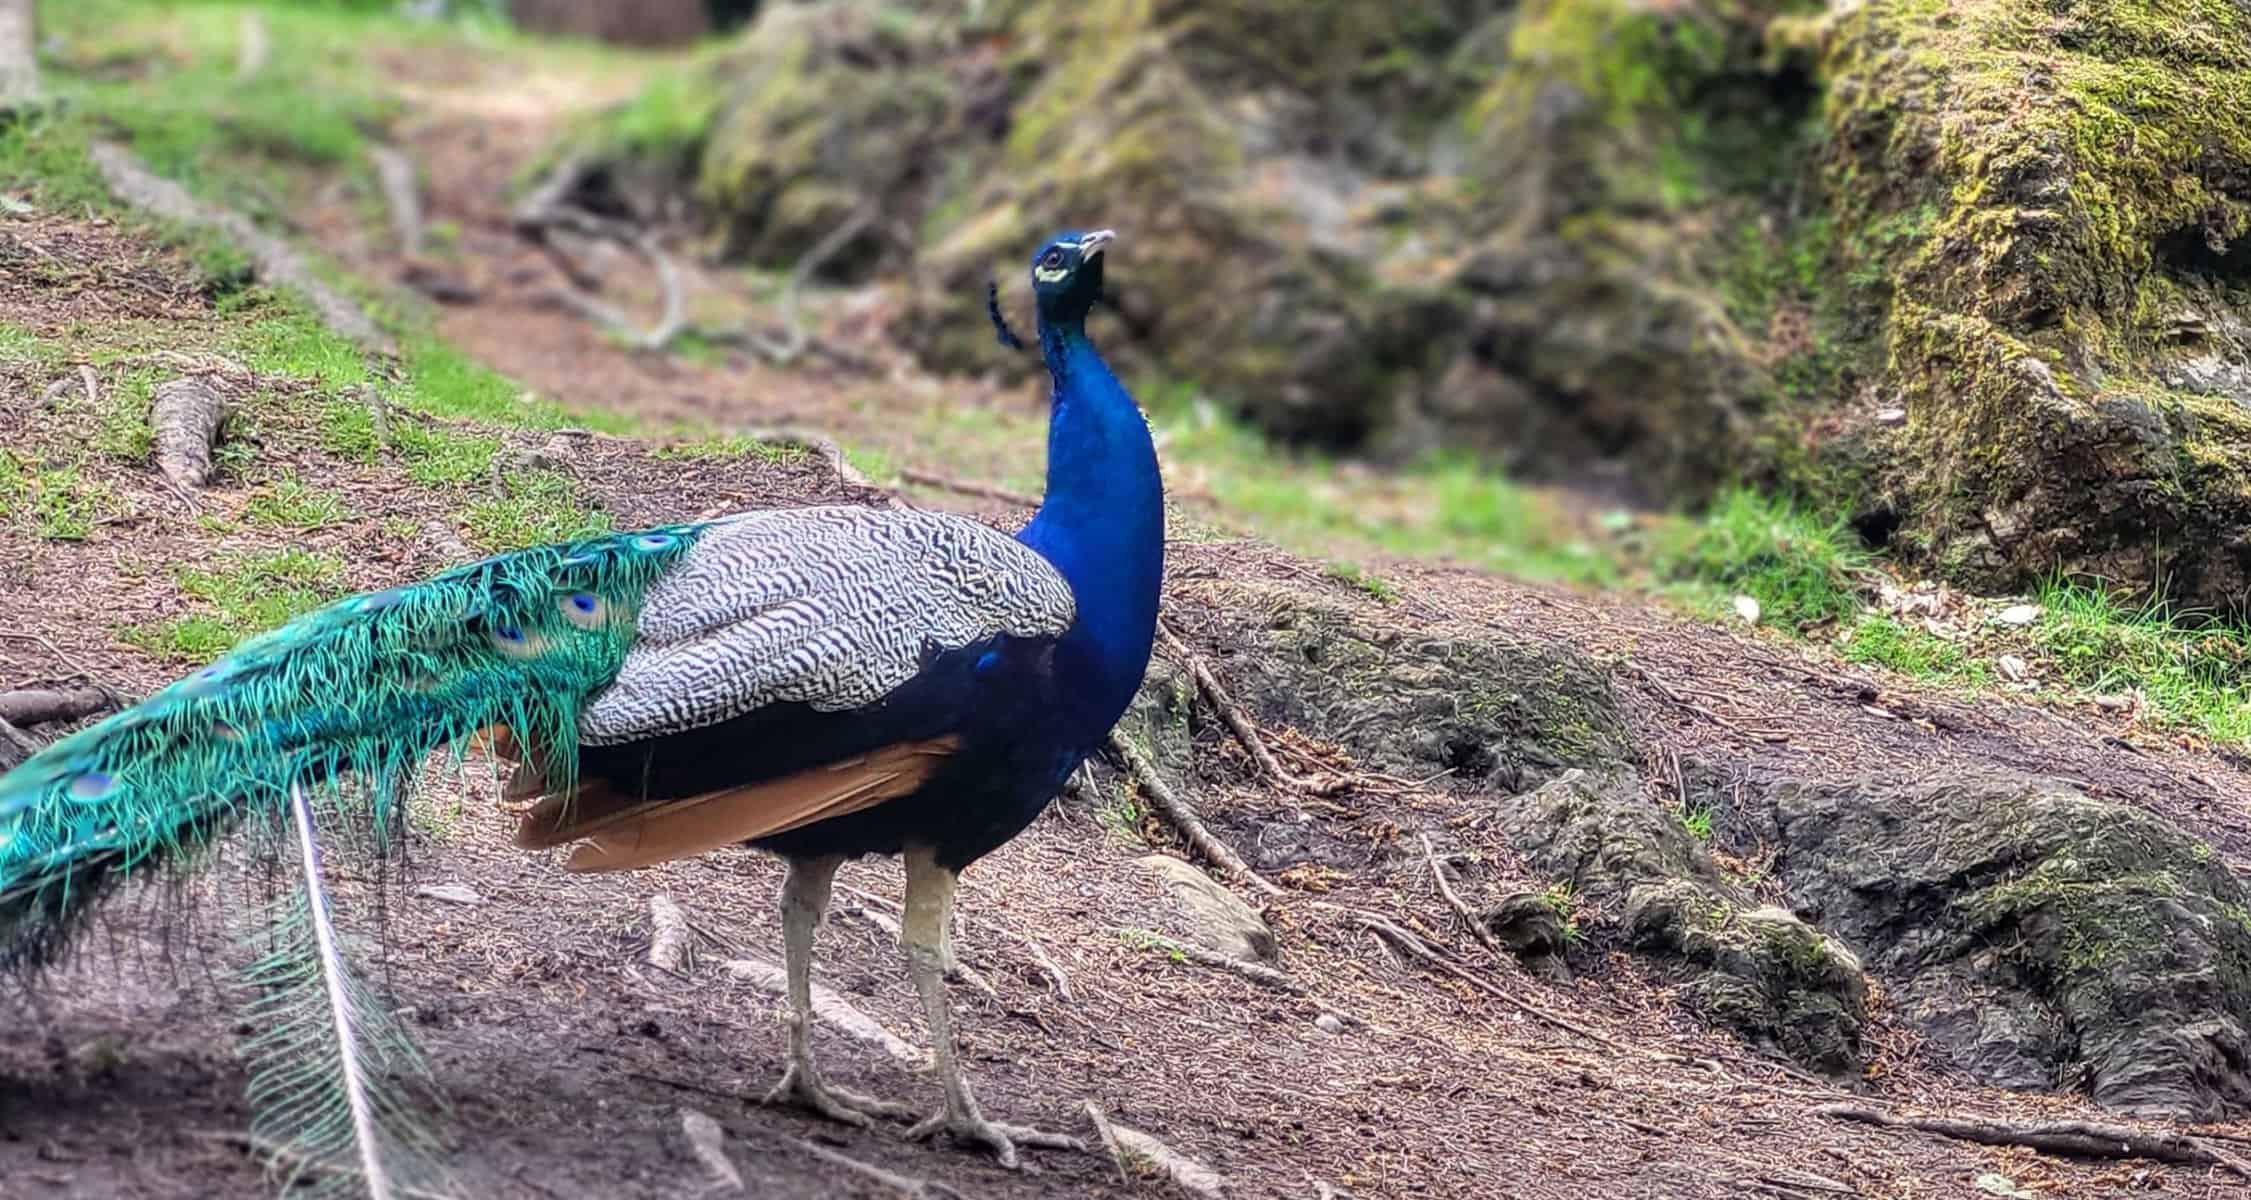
[[761, 1061, 918, 1129], [905, 1110, 1086, 1170]]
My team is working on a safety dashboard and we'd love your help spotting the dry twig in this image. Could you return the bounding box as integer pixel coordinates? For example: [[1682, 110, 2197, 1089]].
[[1106, 730, 1282, 896], [368, 143, 424, 259], [1420, 833, 1503, 959], [647, 894, 692, 975], [1812, 1104, 2251, 1179]]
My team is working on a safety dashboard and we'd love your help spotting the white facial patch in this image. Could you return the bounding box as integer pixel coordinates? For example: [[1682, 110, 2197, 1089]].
[[1034, 265, 1070, 283]]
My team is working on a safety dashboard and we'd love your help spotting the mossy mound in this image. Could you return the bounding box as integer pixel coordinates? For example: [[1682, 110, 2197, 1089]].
[[1765, 771, 2251, 1120], [571, 0, 2251, 604]]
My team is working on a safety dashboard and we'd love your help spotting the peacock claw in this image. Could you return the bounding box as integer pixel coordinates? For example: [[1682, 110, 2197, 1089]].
[[761, 1062, 918, 1128], [905, 1111, 1086, 1169]]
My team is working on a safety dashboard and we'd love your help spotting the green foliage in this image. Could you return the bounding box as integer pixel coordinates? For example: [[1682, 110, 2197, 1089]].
[[244, 473, 351, 530], [126, 548, 347, 661], [1680, 806, 1716, 842], [1655, 488, 1866, 629], [458, 470, 610, 553], [1838, 614, 1984, 685], [2033, 583, 2251, 744]]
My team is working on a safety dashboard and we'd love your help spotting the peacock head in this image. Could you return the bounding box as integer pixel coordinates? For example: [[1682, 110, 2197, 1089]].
[[1029, 229, 1111, 325]]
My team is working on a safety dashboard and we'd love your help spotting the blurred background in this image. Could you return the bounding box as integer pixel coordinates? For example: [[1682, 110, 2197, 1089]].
[[7, 0, 2251, 741]]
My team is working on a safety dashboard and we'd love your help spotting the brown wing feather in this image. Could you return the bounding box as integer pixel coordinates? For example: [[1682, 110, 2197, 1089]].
[[509, 736, 961, 873]]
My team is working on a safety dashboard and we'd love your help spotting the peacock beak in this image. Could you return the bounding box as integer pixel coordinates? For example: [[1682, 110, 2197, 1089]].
[[1077, 229, 1115, 259]]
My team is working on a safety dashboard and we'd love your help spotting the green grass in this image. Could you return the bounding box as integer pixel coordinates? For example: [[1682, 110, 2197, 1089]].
[[243, 472, 350, 529], [122, 546, 346, 662], [1838, 614, 1987, 684], [1654, 488, 1867, 629], [0, 456, 122, 540], [2033, 583, 2251, 743], [458, 470, 610, 553], [1324, 561, 1400, 604], [652, 434, 814, 465]]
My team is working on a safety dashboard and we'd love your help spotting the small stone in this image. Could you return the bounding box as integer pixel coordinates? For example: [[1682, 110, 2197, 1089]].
[[1874, 406, 1908, 426], [2093, 693, 2133, 711], [1996, 603, 2043, 626], [1997, 654, 2029, 682], [1731, 595, 1762, 626], [1133, 855, 1278, 963], [1975, 1172, 2037, 1199], [415, 883, 483, 905], [1314, 1013, 1345, 1035]]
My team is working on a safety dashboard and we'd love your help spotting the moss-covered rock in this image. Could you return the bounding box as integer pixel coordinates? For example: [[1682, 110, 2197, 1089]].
[[1501, 768, 1869, 1078], [1809, 0, 2251, 605], [1763, 770, 2251, 1120]]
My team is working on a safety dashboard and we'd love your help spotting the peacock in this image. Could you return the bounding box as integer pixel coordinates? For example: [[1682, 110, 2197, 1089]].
[[0, 229, 1161, 1180]]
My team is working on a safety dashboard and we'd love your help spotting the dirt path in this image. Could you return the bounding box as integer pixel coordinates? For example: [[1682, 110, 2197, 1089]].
[[5, 30, 2251, 1200]]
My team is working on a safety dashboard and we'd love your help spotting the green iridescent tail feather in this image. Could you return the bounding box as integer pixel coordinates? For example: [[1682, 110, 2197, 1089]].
[[0, 523, 705, 967]]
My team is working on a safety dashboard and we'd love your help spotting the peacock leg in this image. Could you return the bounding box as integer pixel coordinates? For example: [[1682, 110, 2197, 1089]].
[[761, 854, 918, 1126], [900, 847, 1085, 1168]]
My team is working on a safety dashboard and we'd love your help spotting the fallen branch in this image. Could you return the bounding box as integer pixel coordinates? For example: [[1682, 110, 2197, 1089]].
[[1811, 1104, 2251, 1179], [1157, 621, 1354, 797], [1119, 927, 1303, 994], [512, 158, 686, 351], [0, 686, 115, 727], [720, 958, 921, 1067], [749, 202, 875, 366], [1106, 730, 1282, 897], [368, 143, 424, 259], [1420, 833, 1504, 960], [678, 1108, 743, 1193], [151, 376, 228, 489], [773, 1133, 964, 1200], [647, 894, 692, 975], [1082, 1104, 1224, 1200], [89, 143, 393, 353], [899, 468, 1038, 508]]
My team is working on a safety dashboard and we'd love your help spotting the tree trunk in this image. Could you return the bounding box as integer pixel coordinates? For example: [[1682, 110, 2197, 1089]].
[[0, 0, 37, 113]]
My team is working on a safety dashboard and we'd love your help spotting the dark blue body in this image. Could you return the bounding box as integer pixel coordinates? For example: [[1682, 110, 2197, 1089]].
[[578, 234, 1164, 872]]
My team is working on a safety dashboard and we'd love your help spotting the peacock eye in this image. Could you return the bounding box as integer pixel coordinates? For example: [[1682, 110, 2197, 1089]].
[[1041, 248, 1065, 268]]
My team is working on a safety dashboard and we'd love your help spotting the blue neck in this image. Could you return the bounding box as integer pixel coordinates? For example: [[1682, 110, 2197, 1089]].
[[1017, 319, 1165, 733]]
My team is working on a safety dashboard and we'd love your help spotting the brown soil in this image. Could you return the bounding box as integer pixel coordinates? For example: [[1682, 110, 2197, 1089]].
[[3, 63, 2250, 1200]]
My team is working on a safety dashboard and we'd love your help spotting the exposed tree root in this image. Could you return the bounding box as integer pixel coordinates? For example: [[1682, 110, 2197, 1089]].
[[1118, 928, 1302, 994], [89, 143, 393, 353], [746, 202, 874, 367], [772, 1132, 965, 1200], [151, 376, 228, 490], [1106, 730, 1283, 897], [1082, 1103, 1224, 1200], [1812, 1104, 2251, 1179], [368, 143, 424, 258], [1325, 903, 1724, 1073], [719, 958, 922, 1067], [0, 686, 115, 727], [677, 1108, 743, 1193]]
